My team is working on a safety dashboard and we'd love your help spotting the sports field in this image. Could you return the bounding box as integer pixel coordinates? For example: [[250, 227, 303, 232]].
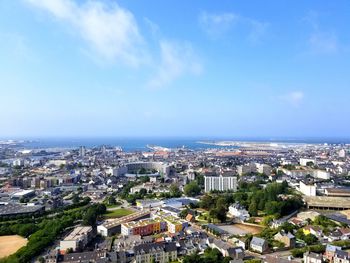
[[0, 235, 28, 258]]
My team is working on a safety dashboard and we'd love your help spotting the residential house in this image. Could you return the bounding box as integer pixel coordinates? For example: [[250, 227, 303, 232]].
[[324, 244, 342, 262], [228, 202, 250, 221], [303, 252, 323, 263], [334, 250, 350, 263], [250, 237, 268, 254], [134, 242, 177, 263], [303, 225, 323, 238], [274, 231, 296, 248]]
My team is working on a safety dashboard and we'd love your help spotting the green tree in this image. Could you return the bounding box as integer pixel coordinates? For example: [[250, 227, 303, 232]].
[[249, 201, 258, 216], [184, 181, 201, 197]]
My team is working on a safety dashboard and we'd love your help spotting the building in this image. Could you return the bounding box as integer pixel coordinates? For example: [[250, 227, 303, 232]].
[[334, 250, 350, 263], [79, 146, 86, 157], [204, 175, 237, 193], [136, 199, 164, 210], [121, 219, 166, 236], [237, 163, 257, 176], [0, 202, 44, 217], [256, 164, 272, 176], [325, 188, 350, 197], [134, 242, 177, 263], [300, 158, 316, 166], [299, 181, 316, 196], [324, 244, 342, 262], [60, 226, 93, 252], [12, 159, 24, 167], [206, 238, 244, 259], [11, 189, 35, 200], [264, 255, 299, 263], [274, 231, 296, 248], [339, 149, 347, 158], [228, 202, 250, 221], [303, 252, 323, 263], [312, 170, 331, 180], [250, 237, 268, 253]]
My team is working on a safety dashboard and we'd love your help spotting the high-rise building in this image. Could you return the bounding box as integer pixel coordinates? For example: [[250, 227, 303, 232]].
[[204, 175, 237, 193], [339, 149, 346, 158], [79, 146, 86, 157]]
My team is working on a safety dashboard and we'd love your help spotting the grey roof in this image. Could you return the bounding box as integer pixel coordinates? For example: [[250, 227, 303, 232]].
[[134, 242, 177, 255], [335, 250, 350, 260], [250, 237, 267, 247], [326, 244, 341, 252]]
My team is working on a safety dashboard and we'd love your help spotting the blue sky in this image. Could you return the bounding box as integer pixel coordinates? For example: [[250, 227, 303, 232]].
[[0, 0, 349, 138]]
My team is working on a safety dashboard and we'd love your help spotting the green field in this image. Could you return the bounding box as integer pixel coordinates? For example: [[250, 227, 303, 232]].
[[104, 208, 134, 218]]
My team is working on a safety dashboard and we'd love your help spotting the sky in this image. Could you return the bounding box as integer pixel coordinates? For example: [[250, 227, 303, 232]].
[[0, 0, 350, 139]]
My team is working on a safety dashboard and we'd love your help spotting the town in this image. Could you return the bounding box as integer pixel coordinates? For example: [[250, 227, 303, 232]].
[[0, 140, 350, 263]]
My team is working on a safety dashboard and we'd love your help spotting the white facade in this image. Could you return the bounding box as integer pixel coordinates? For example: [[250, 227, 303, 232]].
[[300, 158, 316, 166], [339, 149, 346, 158], [60, 226, 92, 252], [228, 203, 250, 221], [312, 170, 330, 180], [299, 181, 316, 196], [256, 164, 272, 176], [204, 175, 237, 193]]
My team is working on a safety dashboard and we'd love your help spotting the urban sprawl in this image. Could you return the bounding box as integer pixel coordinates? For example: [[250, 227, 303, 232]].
[[0, 140, 350, 263]]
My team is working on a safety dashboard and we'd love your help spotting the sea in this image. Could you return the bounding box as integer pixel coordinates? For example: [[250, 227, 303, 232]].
[[7, 137, 350, 152]]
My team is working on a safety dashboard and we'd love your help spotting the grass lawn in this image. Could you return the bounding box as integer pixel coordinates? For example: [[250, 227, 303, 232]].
[[105, 201, 122, 209], [104, 208, 134, 218]]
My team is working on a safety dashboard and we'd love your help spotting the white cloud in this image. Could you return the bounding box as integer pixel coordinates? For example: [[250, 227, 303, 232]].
[[199, 12, 238, 38], [198, 11, 268, 43], [281, 91, 305, 107], [308, 31, 338, 55], [147, 40, 202, 89], [25, 0, 147, 66], [303, 11, 339, 55]]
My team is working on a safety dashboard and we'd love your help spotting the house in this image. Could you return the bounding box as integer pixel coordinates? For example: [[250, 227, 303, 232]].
[[230, 237, 247, 250], [340, 228, 350, 240], [185, 213, 195, 223], [303, 251, 323, 263], [250, 237, 268, 253], [60, 226, 93, 253], [206, 238, 244, 259], [303, 225, 323, 237], [263, 255, 299, 263], [134, 242, 177, 263], [61, 251, 108, 263], [274, 231, 296, 248], [324, 244, 341, 262], [326, 229, 343, 242], [334, 250, 350, 263], [228, 202, 250, 221], [289, 217, 305, 227]]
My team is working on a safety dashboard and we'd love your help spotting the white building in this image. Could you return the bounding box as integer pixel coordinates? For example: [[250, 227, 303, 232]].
[[339, 149, 346, 158], [60, 226, 93, 252], [256, 164, 272, 176], [237, 163, 257, 176], [12, 159, 24, 167], [312, 170, 330, 180], [228, 203, 250, 221], [299, 181, 316, 196], [204, 175, 237, 193], [300, 158, 316, 166]]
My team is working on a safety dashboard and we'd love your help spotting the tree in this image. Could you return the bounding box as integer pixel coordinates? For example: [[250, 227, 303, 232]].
[[169, 184, 182, 197], [184, 181, 201, 197], [249, 201, 258, 216], [200, 195, 214, 210], [72, 193, 80, 204], [140, 175, 150, 183], [107, 196, 117, 205]]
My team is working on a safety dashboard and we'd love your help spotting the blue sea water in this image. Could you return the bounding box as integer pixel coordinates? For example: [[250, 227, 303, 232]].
[[11, 137, 350, 152]]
